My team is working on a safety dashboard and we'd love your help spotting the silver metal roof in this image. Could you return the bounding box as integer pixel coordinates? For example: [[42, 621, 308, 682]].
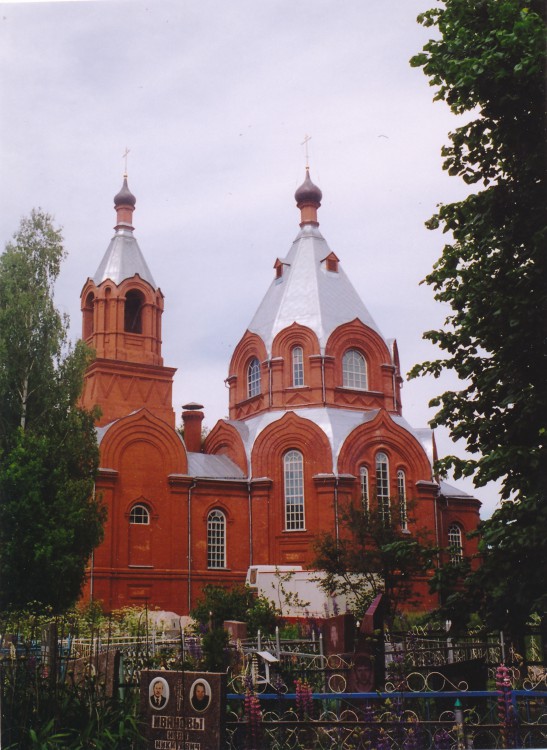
[[187, 452, 245, 479], [248, 224, 384, 356], [93, 228, 157, 288], [439, 480, 473, 499], [226, 407, 433, 477]]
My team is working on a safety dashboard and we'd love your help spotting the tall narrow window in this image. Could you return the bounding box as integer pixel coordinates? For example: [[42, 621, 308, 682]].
[[376, 452, 390, 524], [342, 349, 367, 390], [129, 504, 150, 524], [247, 357, 261, 398], [360, 466, 370, 513], [284, 450, 305, 530], [83, 292, 95, 339], [448, 524, 463, 564], [207, 509, 226, 568], [124, 289, 144, 333], [397, 469, 408, 531], [292, 346, 304, 387]]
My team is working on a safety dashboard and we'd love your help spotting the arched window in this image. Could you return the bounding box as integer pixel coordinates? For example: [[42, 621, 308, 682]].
[[360, 466, 370, 513], [448, 524, 463, 564], [129, 504, 150, 524], [247, 357, 261, 398], [124, 289, 144, 333], [207, 509, 226, 568], [284, 450, 305, 530], [342, 349, 367, 390], [397, 469, 408, 531], [292, 346, 304, 387], [83, 291, 95, 339], [375, 452, 390, 523]]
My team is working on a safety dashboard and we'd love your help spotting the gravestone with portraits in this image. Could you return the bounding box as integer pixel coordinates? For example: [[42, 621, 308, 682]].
[[140, 670, 225, 750]]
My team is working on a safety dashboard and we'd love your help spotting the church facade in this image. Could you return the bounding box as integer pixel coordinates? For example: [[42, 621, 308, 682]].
[[80, 171, 480, 615]]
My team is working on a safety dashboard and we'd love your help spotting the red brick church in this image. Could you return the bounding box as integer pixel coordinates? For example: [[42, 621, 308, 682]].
[[80, 170, 480, 614]]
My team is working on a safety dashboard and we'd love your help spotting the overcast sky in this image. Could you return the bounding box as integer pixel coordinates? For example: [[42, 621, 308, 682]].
[[0, 0, 502, 517]]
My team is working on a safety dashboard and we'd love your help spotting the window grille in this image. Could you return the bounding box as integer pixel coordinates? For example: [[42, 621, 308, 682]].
[[448, 523, 463, 564], [397, 469, 408, 531], [207, 509, 226, 568], [247, 357, 261, 398], [292, 346, 304, 387], [129, 504, 150, 525], [360, 466, 370, 513], [284, 450, 305, 530], [376, 452, 390, 523], [342, 349, 367, 390]]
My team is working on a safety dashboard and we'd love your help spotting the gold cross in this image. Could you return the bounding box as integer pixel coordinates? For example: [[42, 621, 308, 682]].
[[122, 147, 130, 177], [300, 134, 311, 169]]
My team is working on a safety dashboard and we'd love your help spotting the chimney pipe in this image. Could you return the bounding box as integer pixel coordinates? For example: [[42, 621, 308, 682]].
[[182, 403, 204, 452]]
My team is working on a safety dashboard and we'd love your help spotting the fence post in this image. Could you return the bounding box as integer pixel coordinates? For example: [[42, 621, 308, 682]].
[[454, 698, 465, 749]]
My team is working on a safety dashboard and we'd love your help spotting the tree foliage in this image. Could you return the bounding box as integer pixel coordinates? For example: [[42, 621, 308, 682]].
[[410, 0, 546, 498], [0, 210, 105, 613], [190, 584, 278, 636], [410, 0, 546, 633], [313, 502, 436, 621]]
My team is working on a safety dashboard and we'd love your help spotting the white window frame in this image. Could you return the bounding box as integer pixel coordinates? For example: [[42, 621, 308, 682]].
[[342, 349, 367, 390], [284, 449, 305, 531], [448, 523, 463, 564], [397, 469, 408, 531], [376, 452, 390, 523], [247, 357, 261, 398], [207, 509, 226, 569], [129, 504, 150, 525], [360, 466, 370, 513], [292, 346, 304, 387]]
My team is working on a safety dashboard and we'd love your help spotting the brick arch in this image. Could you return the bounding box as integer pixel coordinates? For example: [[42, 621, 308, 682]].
[[100, 409, 187, 475], [326, 319, 392, 392], [227, 331, 268, 410], [204, 420, 249, 474], [228, 331, 268, 378], [271, 323, 320, 390], [338, 410, 432, 482], [251, 412, 332, 477], [201, 502, 233, 523]]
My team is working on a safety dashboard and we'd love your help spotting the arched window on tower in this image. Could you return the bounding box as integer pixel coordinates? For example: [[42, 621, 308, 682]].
[[375, 452, 390, 524], [207, 509, 226, 569], [284, 449, 305, 530], [342, 349, 367, 390], [448, 524, 463, 564], [124, 289, 144, 334], [397, 469, 408, 531], [292, 346, 304, 387], [247, 357, 261, 398], [83, 291, 95, 340]]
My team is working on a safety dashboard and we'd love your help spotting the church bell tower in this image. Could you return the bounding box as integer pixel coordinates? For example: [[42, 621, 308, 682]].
[[80, 177, 176, 427]]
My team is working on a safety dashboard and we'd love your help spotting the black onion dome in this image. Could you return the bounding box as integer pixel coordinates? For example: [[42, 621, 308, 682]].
[[114, 177, 136, 207], [294, 169, 322, 206]]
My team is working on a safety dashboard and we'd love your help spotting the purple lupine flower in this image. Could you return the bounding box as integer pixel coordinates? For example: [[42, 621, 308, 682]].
[[433, 728, 452, 749]]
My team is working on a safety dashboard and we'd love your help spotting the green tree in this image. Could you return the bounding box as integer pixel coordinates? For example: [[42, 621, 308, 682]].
[[191, 584, 278, 636], [0, 209, 105, 613], [313, 502, 437, 621], [410, 1, 546, 634]]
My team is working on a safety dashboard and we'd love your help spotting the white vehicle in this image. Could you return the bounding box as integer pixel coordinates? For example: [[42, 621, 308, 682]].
[[245, 565, 348, 618]]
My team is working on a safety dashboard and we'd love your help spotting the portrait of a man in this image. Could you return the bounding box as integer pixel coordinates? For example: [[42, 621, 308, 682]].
[[149, 678, 169, 709], [190, 679, 210, 712]]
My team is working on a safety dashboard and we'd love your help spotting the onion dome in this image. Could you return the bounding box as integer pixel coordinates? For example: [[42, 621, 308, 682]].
[[114, 177, 136, 208], [294, 169, 322, 226], [113, 177, 136, 231]]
